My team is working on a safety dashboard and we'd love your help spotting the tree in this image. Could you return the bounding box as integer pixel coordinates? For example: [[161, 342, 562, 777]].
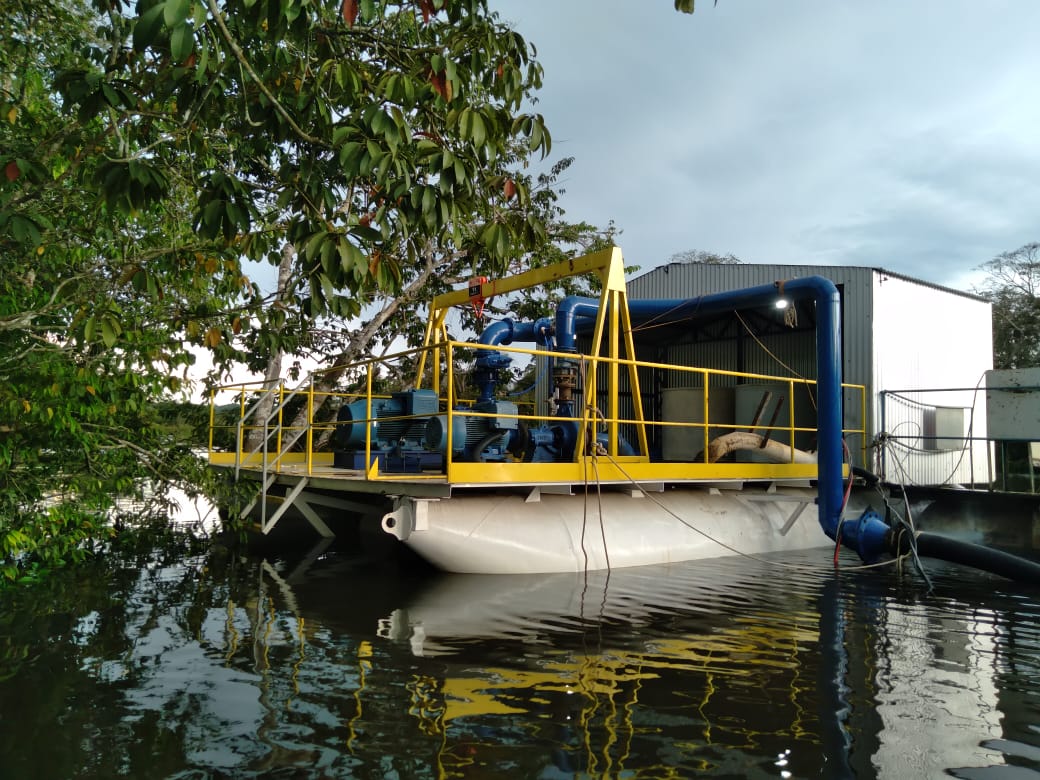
[[668, 249, 743, 265], [271, 154, 621, 442], [0, 0, 564, 581], [975, 242, 1040, 370], [674, 0, 716, 12], [1, 0, 234, 581]]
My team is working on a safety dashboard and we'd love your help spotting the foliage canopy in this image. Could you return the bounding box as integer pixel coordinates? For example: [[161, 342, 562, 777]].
[[975, 243, 1040, 370], [0, 0, 591, 581]]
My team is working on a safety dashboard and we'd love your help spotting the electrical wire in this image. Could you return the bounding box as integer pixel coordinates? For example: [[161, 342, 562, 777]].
[[591, 454, 611, 571], [598, 450, 909, 575], [734, 311, 818, 412]]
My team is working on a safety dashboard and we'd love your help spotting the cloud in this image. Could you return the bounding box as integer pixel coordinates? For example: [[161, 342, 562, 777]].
[[493, 0, 1040, 288]]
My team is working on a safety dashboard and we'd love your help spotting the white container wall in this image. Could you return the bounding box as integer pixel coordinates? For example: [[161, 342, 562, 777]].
[[872, 273, 992, 486]]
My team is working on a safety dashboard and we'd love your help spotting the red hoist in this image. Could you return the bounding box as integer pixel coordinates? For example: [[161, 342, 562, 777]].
[[468, 276, 488, 320]]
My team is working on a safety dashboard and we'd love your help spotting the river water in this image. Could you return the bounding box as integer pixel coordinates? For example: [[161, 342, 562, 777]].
[[2, 533, 1039, 779]]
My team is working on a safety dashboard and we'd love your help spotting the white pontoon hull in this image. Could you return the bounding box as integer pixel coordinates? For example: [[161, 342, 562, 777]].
[[381, 485, 847, 574]]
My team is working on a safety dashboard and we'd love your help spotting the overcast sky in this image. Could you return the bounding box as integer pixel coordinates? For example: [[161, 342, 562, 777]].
[[491, 0, 1040, 290]]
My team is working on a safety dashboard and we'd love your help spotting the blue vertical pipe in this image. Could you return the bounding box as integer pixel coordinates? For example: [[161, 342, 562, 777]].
[[555, 278, 892, 561]]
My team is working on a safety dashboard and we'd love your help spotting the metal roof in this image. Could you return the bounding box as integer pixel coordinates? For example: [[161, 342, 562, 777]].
[[630, 262, 989, 304]]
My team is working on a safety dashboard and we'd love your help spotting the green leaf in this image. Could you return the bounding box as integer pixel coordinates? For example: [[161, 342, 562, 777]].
[[164, 0, 190, 27], [170, 23, 193, 63], [529, 118, 549, 156], [332, 127, 352, 146], [337, 239, 364, 273], [133, 3, 167, 51], [482, 222, 499, 253], [303, 231, 326, 261], [9, 215, 42, 247], [100, 83, 121, 107], [421, 186, 435, 218], [401, 74, 416, 104], [200, 199, 224, 238], [319, 235, 336, 274], [101, 319, 117, 348], [469, 111, 486, 147], [496, 223, 509, 257]]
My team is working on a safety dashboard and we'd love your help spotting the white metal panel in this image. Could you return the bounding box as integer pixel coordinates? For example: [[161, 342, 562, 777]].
[[872, 272, 992, 484], [987, 368, 1040, 440], [871, 272, 992, 400]]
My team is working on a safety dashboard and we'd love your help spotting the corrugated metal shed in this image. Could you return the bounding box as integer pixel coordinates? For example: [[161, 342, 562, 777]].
[[628, 262, 874, 378], [624, 261, 993, 482]]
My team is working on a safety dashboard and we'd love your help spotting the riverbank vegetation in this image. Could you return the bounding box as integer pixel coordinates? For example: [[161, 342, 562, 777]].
[[1, 0, 614, 583]]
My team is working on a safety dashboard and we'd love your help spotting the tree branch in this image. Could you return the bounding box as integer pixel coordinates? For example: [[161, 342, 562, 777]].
[[203, 0, 325, 146]]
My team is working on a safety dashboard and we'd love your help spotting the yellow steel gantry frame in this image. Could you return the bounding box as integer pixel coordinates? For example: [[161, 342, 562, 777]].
[[414, 246, 650, 462]]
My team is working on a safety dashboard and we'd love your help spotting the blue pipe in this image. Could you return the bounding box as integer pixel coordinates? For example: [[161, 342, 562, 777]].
[[474, 318, 554, 403], [479, 317, 554, 349], [480, 318, 557, 353], [555, 280, 891, 563], [555, 299, 600, 352]]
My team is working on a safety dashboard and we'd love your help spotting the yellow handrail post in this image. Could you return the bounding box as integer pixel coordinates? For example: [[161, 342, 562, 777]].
[[365, 363, 373, 475], [276, 382, 285, 472], [238, 388, 247, 458], [306, 378, 315, 474], [208, 388, 216, 459], [702, 370, 711, 463], [446, 342, 455, 479], [787, 379, 796, 463], [585, 356, 596, 462]]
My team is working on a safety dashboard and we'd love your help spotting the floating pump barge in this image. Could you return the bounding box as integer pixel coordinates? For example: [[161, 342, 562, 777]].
[[209, 248, 1040, 581]]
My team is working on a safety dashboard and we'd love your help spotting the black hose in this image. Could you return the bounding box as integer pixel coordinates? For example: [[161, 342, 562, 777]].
[[851, 466, 880, 487], [464, 430, 506, 462], [893, 531, 1040, 585]]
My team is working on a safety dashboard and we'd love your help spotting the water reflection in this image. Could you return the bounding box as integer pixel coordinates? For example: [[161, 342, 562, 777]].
[[1, 540, 1039, 778]]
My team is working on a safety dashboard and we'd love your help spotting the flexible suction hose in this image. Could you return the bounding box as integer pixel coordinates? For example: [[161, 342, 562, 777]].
[[893, 531, 1040, 585]]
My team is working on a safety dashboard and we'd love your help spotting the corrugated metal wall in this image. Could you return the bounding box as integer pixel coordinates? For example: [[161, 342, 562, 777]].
[[626, 261, 874, 388], [624, 262, 875, 465], [622, 261, 993, 482]]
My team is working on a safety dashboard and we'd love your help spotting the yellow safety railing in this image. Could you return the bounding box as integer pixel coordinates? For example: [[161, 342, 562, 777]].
[[208, 338, 867, 487]]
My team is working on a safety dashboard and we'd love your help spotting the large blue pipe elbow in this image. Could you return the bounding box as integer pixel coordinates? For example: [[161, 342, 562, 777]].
[[839, 510, 892, 563], [474, 318, 554, 402], [555, 298, 600, 353], [479, 317, 554, 349]]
